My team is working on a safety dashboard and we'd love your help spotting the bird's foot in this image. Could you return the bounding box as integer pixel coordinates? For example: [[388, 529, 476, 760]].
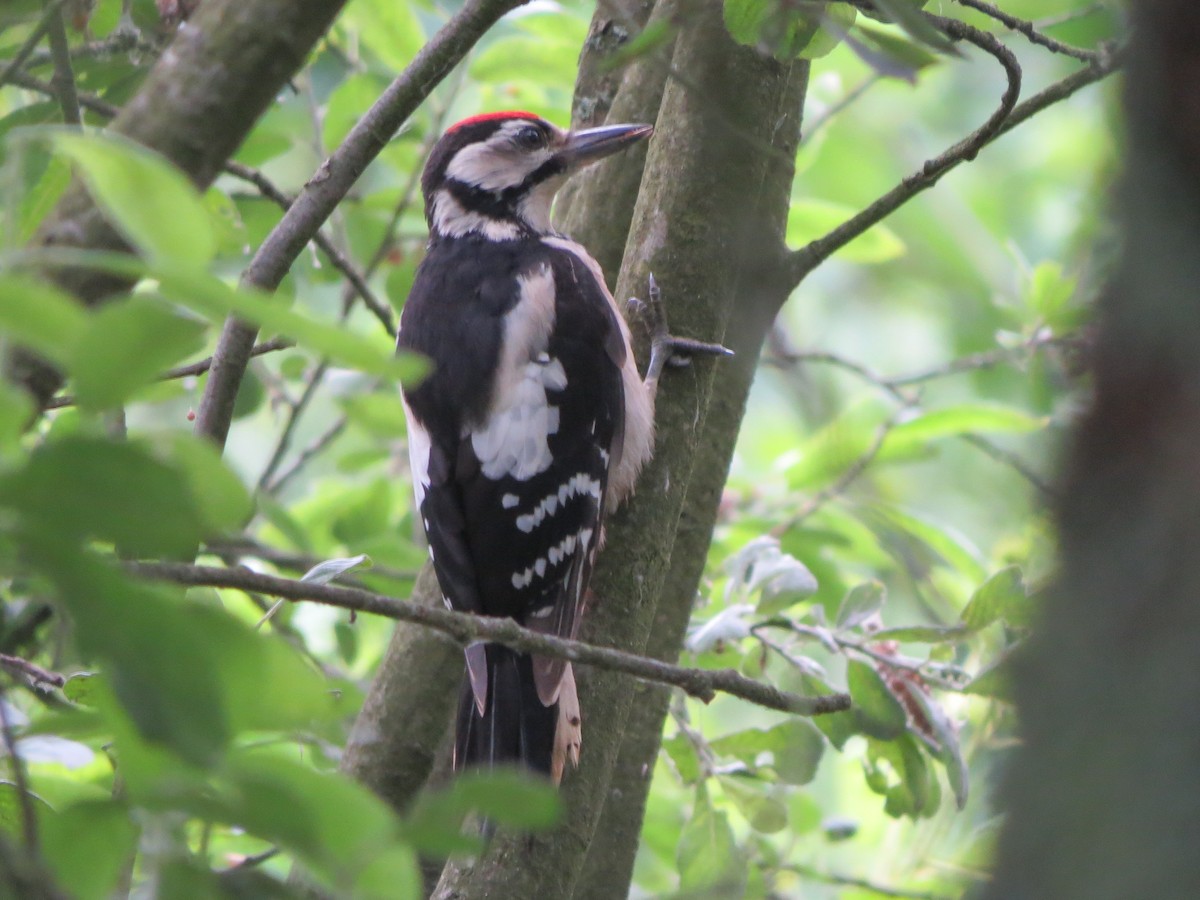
[[629, 273, 733, 393]]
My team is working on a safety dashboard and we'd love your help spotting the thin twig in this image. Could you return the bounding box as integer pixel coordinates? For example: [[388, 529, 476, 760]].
[[789, 16, 1022, 288], [0, 655, 65, 690], [771, 405, 911, 535], [955, 0, 1099, 62], [223, 161, 395, 337], [782, 862, 955, 900], [43, 337, 295, 410], [263, 413, 349, 495], [753, 620, 973, 693], [254, 359, 331, 492], [203, 536, 418, 583], [45, 8, 81, 126], [22, 28, 161, 70], [801, 73, 883, 143], [126, 561, 851, 717], [0, 0, 66, 90], [884, 331, 1075, 387], [0, 684, 40, 854]]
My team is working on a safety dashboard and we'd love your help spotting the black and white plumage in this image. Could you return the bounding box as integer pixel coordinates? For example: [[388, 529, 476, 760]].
[[397, 111, 657, 782]]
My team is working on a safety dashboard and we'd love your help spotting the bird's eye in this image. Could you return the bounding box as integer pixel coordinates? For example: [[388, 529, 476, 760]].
[[514, 125, 545, 150]]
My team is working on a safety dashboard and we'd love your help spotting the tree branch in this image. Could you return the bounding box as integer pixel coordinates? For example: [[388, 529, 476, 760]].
[[125, 561, 850, 717], [0, 1, 65, 91], [0, 656, 65, 690], [45, 9, 81, 126], [194, 0, 529, 449], [954, 0, 1100, 62], [788, 15, 1022, 289]]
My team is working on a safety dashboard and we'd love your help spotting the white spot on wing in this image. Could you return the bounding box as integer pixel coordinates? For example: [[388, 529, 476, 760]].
[[502, 493, 519, 509]]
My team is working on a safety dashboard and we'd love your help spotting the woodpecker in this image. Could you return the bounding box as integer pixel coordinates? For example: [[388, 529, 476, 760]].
[[397, 111, 715, 783]]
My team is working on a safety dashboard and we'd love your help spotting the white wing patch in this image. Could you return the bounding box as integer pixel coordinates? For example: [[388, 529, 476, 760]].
[[472, 264, 568, 481]]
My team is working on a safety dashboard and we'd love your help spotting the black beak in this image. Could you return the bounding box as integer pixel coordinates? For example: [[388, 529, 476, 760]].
[[557, 122, 654, 170]]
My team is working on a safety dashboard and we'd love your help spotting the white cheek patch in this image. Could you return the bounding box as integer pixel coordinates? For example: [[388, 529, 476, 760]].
[[445, 136, 552, 193], [430, 189, 522, 241]]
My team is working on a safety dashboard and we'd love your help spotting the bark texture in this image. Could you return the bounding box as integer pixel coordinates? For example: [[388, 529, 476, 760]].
[[432, 5, 805, 897], [985, 5, 1200, 898]]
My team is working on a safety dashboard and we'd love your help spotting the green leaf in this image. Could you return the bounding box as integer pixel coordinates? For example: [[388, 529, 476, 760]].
[[961, 566, 1027, 630], [40, 800, 138, 900], [836, 580, 886, 629], [70, 296, 207, 409], [343, 0, 424, 71], [158, 432, 253, 535], [0, 274, 88, 368], [723, 0, 856, 59], [663, 732, 702, 784], [340, 392, 409, 438], [0, 781, 53, 835], [868, 0, 960, 55], [0, 436, 208, 557], [865, 733, 934, 818], [853, 21, 943, 73], [880, 404, 1047, 460], [871, 624, 970, 643], [787, 197, 905, 263], [25, 541, 228, 767], [49, 130, 216, 270], [906, 688, 969, 810], [63, 673, 102, 708], [848, 660, 907, 740], [219, 750, 401, 881], [472, 36, 580, 85], [677, 785, 745, 895], [198, 606, 333, 734], [448, 770, 561, 829], [718, 775, 787, 833], [711, 719, 824, 785], [964, 651, 1015, 701], [301, 554, 371, 585], [158, 270, 425, 383], [1026, 261, 1079, 327]]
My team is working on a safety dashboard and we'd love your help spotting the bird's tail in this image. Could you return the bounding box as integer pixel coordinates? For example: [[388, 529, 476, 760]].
[[454, 644, 558, 777]]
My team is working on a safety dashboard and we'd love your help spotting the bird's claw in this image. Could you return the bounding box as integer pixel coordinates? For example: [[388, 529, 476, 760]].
[[633, 273, 733, 392]]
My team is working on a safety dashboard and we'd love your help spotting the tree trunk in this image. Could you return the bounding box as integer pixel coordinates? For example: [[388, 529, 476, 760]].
[[986, 5, 1200, 898], [431, 4, 805, 897]]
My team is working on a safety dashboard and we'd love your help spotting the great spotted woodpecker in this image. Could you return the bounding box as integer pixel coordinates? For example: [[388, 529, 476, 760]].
[[397, 111, 716, 782]]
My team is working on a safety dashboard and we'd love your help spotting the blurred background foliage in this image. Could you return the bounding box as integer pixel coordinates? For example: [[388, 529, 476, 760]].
[[0, 0, 1120, 897]]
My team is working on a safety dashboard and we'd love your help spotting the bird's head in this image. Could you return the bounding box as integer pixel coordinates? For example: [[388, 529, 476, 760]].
[[421, 111, 653, 241]]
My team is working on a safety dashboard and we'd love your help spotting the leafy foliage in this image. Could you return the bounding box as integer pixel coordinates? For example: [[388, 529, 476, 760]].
[[0, 0, 1117, 897]]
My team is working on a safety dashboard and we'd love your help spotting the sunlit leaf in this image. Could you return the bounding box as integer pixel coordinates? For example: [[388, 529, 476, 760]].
[[849, 660, 907, 740], [41, 800, 138, 900], [678, 784, 745, 894], [836, 580, 885, 629], [961, 566, 1027, 630], [70, 296, 207, 409], [49, 130, 216, 269], [301, 554, 372, 585]]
